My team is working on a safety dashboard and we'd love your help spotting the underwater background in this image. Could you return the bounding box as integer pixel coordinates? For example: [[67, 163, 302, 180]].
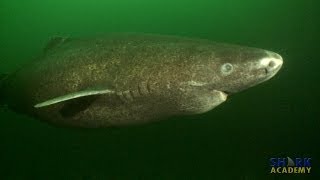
[[0, 0, 319, 179]]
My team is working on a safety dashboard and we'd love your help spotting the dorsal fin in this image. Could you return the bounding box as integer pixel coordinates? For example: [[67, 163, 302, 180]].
[[44, 36, 70, 52]]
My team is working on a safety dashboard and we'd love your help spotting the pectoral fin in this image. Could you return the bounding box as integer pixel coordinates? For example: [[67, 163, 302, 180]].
[[178, 89, 227, 114], [34, 87, 115, 108]]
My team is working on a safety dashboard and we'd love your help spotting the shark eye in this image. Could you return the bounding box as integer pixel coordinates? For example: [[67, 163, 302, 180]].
[[221, 63, 234, 75]]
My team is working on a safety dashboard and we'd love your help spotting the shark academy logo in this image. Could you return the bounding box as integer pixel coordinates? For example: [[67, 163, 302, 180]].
[[269, 157, 312, 174]]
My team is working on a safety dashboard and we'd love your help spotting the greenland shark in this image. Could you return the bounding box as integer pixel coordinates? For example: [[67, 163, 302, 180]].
[[0, 34, 283, 128]]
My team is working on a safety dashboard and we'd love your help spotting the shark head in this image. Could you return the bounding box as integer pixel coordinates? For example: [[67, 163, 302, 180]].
[[172, 42, 283, 115], [204, 44, 283, 96]]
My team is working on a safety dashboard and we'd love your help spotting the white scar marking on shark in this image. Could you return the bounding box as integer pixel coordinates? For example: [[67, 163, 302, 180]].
[[184, 80, 208, 87], [178, 81, 208, 92]]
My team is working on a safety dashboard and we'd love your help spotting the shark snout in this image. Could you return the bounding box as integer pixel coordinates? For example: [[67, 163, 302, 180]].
[[260, 51, 283, 75]]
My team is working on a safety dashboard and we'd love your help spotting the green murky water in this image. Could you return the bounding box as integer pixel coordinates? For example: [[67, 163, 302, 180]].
[[0, 0, 319, 179]]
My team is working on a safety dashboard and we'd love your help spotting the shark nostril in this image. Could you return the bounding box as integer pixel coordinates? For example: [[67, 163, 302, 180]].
[[268, 61, 276, 68]]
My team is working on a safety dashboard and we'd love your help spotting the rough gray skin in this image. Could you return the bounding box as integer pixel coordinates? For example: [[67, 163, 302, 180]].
[[0, 34, 283, 128]]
